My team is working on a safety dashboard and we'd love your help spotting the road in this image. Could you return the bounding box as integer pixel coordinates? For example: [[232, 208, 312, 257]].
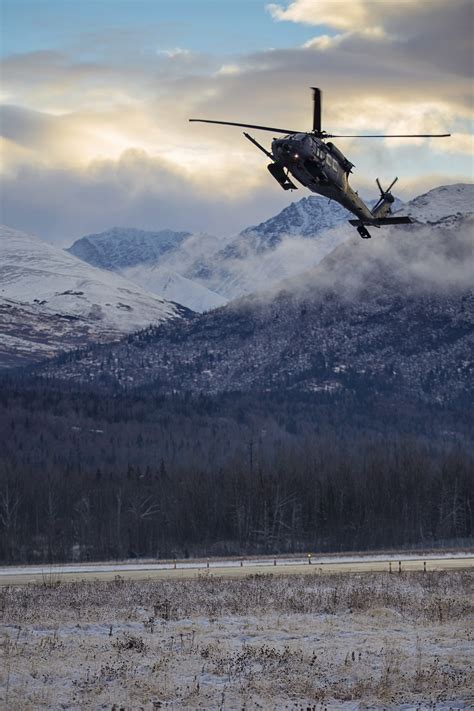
[[0, 552, 472, 586]]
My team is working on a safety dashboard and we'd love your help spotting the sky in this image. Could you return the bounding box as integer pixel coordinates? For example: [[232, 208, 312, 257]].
[[1, 0, 473, 244]]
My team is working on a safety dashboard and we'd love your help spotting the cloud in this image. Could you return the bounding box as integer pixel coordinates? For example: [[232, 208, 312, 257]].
[[333, 218, 474, 295], [216, 64, 241, 76], [0, 147, 289, 244], [267, 0, 388, 34], [156, 47, 191, 59], [267, 0, 473, 76], [267, 215, 474, 308], [1, 1, 472, 242]]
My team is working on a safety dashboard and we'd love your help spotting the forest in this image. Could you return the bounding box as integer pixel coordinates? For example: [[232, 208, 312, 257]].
[[0, 373, 472, 564]]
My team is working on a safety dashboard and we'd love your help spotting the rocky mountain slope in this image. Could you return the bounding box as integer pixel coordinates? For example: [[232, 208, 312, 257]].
[[40, 185, 474, 405], [66, 227, 191, 270], [0, 226, 190, 367]]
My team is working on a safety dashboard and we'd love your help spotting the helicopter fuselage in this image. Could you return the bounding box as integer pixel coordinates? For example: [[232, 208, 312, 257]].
[[271, 133, 377, 224]]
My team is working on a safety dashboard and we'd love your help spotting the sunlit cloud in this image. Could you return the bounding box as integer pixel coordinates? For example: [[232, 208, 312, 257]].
[[216, 64, 242, 76], [0, 0, 472, 243], [267, 0, 442, 39], [266, 0, 380, 32], [303, 34, 346, 51]]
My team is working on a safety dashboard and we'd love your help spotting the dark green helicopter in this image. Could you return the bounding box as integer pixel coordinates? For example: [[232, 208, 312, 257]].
[[190, 88, 450, 239]]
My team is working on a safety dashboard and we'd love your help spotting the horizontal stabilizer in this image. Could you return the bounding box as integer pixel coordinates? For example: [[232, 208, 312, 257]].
[[349, 216, 413, 227]]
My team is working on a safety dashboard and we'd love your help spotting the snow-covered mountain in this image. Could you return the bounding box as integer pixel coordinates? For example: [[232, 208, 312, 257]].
[[67, 228, 228, 312], [9, 182, 470, 370], [67, 195, 365, 306], [397, 183, 473, 223], [0, 226, 190, 367], [67, 227, 191, 270], [219, 196, 354, 259], [65, 185, 471, 311], [120, 265, 227, 313], [183, 195, 405, 298], [65, 194, 409, 307], [40, 184, 474, 405], [199, 195, 404, 261]]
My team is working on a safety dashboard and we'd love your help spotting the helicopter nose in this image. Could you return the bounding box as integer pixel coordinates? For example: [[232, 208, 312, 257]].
[[273, 139, 300, 160]]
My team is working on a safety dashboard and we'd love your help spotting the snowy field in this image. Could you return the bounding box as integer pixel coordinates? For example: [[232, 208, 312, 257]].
[[1, 570, 472, 709]]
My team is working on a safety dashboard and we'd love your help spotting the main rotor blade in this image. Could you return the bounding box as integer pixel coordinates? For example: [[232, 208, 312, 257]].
[[312, 87, 321, 134], [189, 119, 298, 134], [327, 133, 451, 138], [243, 132, 274, 160], [387, 176, 398, 192]]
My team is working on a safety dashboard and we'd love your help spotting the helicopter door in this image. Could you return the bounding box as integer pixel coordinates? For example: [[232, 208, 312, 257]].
[[326, 154, 338, 173]]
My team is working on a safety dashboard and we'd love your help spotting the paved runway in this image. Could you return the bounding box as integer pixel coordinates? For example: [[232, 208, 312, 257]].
[[1, 553, 472, 586]]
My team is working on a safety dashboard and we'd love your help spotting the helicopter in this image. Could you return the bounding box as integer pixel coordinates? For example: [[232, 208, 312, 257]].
[[190, 88, 450, 239]]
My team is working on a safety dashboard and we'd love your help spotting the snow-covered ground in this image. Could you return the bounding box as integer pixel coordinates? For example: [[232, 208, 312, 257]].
[[1, 571, 472, 709]]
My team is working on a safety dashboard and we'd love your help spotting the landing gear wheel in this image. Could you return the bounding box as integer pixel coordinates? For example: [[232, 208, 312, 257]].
[[357, 225, 372, 239]]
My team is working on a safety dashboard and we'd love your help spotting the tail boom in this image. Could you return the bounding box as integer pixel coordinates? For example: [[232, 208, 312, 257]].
[[349, 216, 412, 227]]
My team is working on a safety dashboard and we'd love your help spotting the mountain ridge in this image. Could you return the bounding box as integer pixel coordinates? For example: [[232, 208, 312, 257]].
[[67, 226, 191, 270], [66, 185, 471, 309], [65, 194, 404, 306], [37, 185, 474, 409], [0, 225, 191, 367]]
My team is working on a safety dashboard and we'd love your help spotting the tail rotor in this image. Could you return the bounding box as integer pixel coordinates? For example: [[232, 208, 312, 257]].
[[372, 177, 398, 215], [376, 176, 398, 198]]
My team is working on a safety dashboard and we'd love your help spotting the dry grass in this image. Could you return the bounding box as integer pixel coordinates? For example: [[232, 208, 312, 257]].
[[1, 570, 473, 709]]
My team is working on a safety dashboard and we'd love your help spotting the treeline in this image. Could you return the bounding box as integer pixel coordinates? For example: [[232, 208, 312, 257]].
[[0, 375, 472, 563], [1, 435, 472, 564]]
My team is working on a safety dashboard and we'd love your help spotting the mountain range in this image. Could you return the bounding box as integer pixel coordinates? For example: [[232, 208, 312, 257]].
[[65, 194, 380, 307], [1, 183, 472, 382], [37, 184, 473, 411], [0, 192, 377, 367]]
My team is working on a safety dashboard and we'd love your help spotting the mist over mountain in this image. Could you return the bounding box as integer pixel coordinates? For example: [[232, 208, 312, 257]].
[[3, 183, 472, 373], [0, 226, 190, 367], [182, 197, 355, 299], [39, 185, 473, 415], [65, 194, 403, 307], [218, 195, 404, 258], [67, 228, 229, 312]]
